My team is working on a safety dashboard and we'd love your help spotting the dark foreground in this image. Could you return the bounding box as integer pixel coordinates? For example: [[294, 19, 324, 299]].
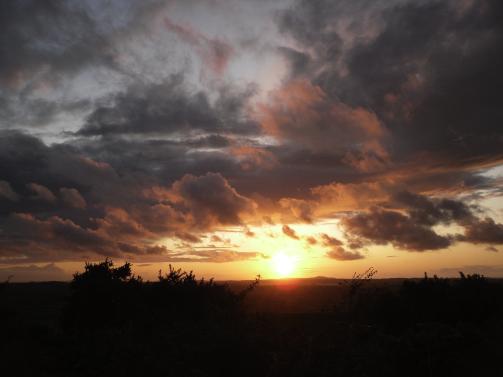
[[1, 262, 503, 377]]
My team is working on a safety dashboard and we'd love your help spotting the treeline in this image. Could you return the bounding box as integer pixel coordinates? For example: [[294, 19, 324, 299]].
[[1, 261, 503, 376], [339, 270, 503, 326]]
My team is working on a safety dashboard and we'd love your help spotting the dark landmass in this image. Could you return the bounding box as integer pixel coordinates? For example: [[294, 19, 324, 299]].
[[2, 262, 503, 376]]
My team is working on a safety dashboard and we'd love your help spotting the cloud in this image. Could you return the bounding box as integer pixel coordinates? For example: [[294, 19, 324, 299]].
[[1, 212, 118, 261], [0, 0, 140, 130], [0, 133, 259, 263], [243, 227, 255, 237], [60, 188, 87, 209], [169, 172, 256, 227], [460, 218, 503, 245], [257, 79, 389, 171], [0, 181, 19, 201], [278, 0, 503, 168], [230, 146, 278, 172], [27, 183, 57, 203], [137, 248, 266, 264], [326, 246, 364, 261], [0, 1, 111, 88], [210, 235, 224, 243], [0, 0, 502, 270], [163, 17, 235, 76], [175, 232, 202, 243], [337, 190, 503, 252], [321, 233, 364, 260], [282, 224, 300, 240], [77, 75, 258, 137], [0, 263, 68, 282], [340, 207, 453, 252], [391, 191, 475, 226], [280, 198, 314, 223], [320, 233, 343, 247], [183, 249, 266, 263]]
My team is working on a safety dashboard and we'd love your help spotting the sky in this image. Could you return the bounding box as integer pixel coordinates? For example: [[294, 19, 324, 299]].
[[0, 0, 502, 281]]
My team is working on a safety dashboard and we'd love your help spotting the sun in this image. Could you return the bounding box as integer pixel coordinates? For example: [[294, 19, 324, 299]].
[[271, 252, 297, 278]]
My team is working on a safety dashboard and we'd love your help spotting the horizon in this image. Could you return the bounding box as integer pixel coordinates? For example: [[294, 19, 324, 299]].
[[1, 0, 503, 282], [2, 259, 503, 283]]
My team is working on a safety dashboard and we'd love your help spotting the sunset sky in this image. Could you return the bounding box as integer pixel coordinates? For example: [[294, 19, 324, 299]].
[[0, 0, 502, 281]]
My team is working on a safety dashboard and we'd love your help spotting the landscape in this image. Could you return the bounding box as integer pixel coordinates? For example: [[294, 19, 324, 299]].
[[1, 0, 503, 375], [2, 261, 503, 376]]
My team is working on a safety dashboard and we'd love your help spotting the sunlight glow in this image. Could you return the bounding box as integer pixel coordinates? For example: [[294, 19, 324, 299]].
[[272, 251, 297, 278]]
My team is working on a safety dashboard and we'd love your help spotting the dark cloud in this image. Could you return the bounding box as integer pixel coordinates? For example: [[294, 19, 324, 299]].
[[0, 0, 175, 131], [0, 1, 109, 87], [326, 246, 364, 261], [0, 131, 259, 263], [0, 213, 117, 263], [77, 76, 258, 137], [321, 233, 364, 260], [277, 0, 344, 69], [0, 181, 19, 201], [258, 79, 390, 171], [391, 191, 475, 226], [278, 0, 503, 168], [0, 0, 122, 130], [59, 187, 87, 209], [341, 207, 453, 252], [0, 0, 168, 90], [337, 190, 503, 252], [461, 218, 503, 245], [170, 172, 256, 227], [0, 0, 502, 270], [277, 46, 310, 78], [27, 183, 57, 203]]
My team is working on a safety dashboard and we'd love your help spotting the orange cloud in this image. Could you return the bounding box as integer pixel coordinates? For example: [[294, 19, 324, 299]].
[[256, 79, 390, 171], [230, 146, 278, 171], [282, 224, 300, 240]]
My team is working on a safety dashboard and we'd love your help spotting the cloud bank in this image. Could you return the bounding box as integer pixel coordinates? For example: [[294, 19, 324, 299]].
[[0, 0, 502, 266]]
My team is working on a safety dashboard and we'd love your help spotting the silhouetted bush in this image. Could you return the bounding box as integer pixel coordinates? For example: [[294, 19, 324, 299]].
[[63, 260, 258, 331], [0, 277, 10, 323], [346, 271, 503, 330], [59, 260, 263, 376], [62, 259, 142, 332], [4, 262, 503, 377]]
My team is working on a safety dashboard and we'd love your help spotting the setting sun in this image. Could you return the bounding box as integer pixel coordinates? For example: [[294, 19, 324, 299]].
[[272, 252, 297, 277]]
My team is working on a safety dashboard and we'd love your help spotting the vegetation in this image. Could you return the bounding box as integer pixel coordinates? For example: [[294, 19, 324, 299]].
[[1, 261, 503, 376]]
